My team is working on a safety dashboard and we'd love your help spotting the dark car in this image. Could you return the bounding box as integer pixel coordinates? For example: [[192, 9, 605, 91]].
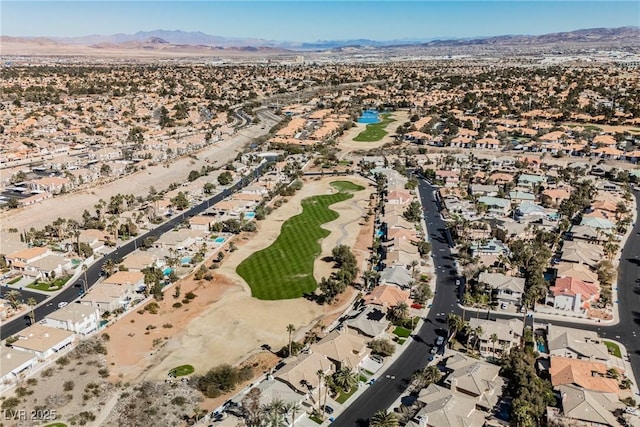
[[324, 405, 334, 415]]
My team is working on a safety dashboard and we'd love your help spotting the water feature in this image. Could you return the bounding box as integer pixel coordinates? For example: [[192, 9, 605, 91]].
[[358, 109, 380, 124]]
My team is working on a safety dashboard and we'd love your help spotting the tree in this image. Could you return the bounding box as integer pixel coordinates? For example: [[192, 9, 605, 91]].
[[369, 410, 398, 427], [403, 201, 422, 223], [286, 324, 295, 358], [368, 338, 395, 357], [332, 367, 358, 393], [388, 302, 409, 323], [284, 401, 302, 427], [446, 313, 464, 342], [27, 297, 37, 324], [203, 182, 216, 194], [490, 333, 499, 359], [171, 192, 189, 210], [102, 259, 116, 277], [218, 171, 233, 186], [6, 198, 19, 209], [4, 290, 22, 310]]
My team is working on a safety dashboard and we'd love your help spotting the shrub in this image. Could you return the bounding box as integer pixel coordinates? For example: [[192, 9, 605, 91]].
[[56, 356, 70, 366], [368, 338, 395, 357], [162, 323, 173, 329], [185, 292, 197, 300], [171, 396, 187, 406], [194, 364, 253, 398], [172, 302, 182, 308], [145, 302, 160, 314], [146, 324, 156, 330], [98, 368, 109, 378], [63, 381, 75, 391], [1, 397, 20, 411]]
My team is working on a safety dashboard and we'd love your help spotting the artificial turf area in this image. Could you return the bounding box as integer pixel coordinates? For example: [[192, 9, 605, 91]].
[[169, 364, 195, 377], [237, 182, 362, 300], [353, 113, 395, 142], [330, 180, 364, 192]]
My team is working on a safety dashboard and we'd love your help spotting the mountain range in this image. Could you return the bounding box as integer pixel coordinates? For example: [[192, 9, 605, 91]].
[[1, 26, 638, 56]]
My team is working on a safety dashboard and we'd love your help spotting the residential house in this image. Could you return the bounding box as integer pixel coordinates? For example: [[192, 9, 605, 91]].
[[443, 352, 505, 411], [569, 225, 604, 243], [29, 176, 72, 194], [546, 325, 610, 363], [560, 241, 604, 268], [550, 356, 621, 395], [103, 271, 145, 292], [580, 216, 615, 231], [121, 251, 160, 272], [509, 190, 536, 204], [364, 284, 413, 309], [477, 196, 510, 216], [435, 170, 460, 187], [517, 174, 547, 188], [81, 282, 136, 313], [516, 201, 548, 221], [25, 254, 72, 280], [387, 190, 412, 205], [411, 383, 488, 427], [275, 352, 334, 395], [555, 262, 599, 284], [344, 306, 390, 338], [379, 266, 413, 289], [313, 329, 371, 371], [469, 184, 500, 197], [78, 229, 111, 253], [5, 246, 51, 270], [154, 229, 202, 251], [0, 347, 38, 385], [189, 215, 216, 232], [231, 379, 306, 409], [468, 318, 523, 359], [43, 303, 101, 335], [478, 272, 525, 307], [12, 324, 75, 360], [470, 239, 509, 258], [549, 277, 600, 313], [548, 384, 624, 427]]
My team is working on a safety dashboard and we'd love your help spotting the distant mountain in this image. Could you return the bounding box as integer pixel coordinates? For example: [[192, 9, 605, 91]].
[[421, 26, 640, 47]]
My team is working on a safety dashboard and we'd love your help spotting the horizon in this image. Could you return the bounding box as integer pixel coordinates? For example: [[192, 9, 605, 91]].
[[2, 1, 639, 42]]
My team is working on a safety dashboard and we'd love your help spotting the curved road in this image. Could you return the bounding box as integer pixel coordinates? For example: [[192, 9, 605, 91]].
[[0, 163, 269, 340], [333, 179, 640, 426]]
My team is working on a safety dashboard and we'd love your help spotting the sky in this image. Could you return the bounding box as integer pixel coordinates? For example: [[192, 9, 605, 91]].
[[2, 1, 639, 42]]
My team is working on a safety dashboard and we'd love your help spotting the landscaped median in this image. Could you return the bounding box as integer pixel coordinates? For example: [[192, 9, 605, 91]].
[[236, 181, 363, 300]]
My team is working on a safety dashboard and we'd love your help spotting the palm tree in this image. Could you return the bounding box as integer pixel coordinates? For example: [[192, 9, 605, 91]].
[[262, 399, 287, 427], [369, 410, 399, 427], [389, 302, 409, 322], [286, 324, 296, 357], [284, 401, 302, 427], [473, 326, 484, 354], [27, 297, 37, 324], [490, 333, 499, 359], [423, 365, 442, 385], [5, 290, 22, 310], [446, 313, 463, 343], [333, 366, 358, 393], [315, 369, 325, 418], [409, 259, 419, 278], [102, 259, 116, 277]]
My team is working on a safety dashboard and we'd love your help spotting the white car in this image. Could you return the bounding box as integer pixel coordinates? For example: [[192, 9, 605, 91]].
[[57, 301, 68, 308]]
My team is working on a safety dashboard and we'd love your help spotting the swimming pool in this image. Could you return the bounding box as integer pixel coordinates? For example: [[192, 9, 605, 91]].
[[375, 229, 384, 238], [244, 212, 255, 219], [181, 256, 192, 265], [358, 109, 380, 124], [163, 267, 173, 276], [213, 237, 225, 244]]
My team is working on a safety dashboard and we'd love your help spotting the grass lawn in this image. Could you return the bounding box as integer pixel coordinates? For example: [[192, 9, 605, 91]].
[[169, 364, 195, 377], [603, 341, 622, 358], [44, 424, 67, 427], [309, 415, 324, 424], [336, 386, 358, 404], [7, 276, 22, 285], [237, 190, 356, 300], [27, 276, 70, 292], [353, 113, 396, 142], [397, 338, 407, 345], [393, 326, 412, 338], [330, 180, 364, 192]]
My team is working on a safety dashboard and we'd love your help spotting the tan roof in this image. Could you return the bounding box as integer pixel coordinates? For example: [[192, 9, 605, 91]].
[[1, 347, 38, 378], [550, 356, 620, 394], [14, 324, 75, 353], [275, 352, 334, 392], [6, 246, 49, 261], [364, 285, 412, 308], [44, 303, 99, 324], [313, 330, 370, 369], [189, 215, 214, 226], [103, 270, 144, 286]]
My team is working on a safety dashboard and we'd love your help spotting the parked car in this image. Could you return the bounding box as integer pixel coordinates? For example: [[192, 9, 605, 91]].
[[436, 336, 445, 346], [324, 405, 334, 415], [430, 346, 438, 354], [57, 301, 68, 308], [370, 355, 384, 364]]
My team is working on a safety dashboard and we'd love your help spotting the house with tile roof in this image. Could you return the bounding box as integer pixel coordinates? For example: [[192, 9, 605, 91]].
[[312, 329, 371, 371], [550, 356, 621, 395], [546, 325, 610, 364], [410, 383, 488, 427], [478, 272, 525, 307], [344, 306, 389, 338], [548, 384, 624, 427], [443, 352, 505, 411], [549, 277, 600, 313], [364, 284, 412, 309]]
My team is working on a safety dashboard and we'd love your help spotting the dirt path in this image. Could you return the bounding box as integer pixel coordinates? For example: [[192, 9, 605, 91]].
[[0, 121, 276, 232]]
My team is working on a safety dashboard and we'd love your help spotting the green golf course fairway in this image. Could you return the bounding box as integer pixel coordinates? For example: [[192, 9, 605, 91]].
[[237, 181, 362, 300]]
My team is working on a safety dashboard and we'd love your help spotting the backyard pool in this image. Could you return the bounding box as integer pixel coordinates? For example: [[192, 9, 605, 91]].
[[375, 229, 384, 238], [244, 212, 256, 219], [181, 256, 192, 265], [163, 267, 173, 276], [358, 109, 380, 124], [213, 237, 225, 244]]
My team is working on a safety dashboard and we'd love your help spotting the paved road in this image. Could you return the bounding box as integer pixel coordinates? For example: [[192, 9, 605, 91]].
[[333, 178, 461, 426], [334, 180, 640, 425], [0, 163, 269, 340]]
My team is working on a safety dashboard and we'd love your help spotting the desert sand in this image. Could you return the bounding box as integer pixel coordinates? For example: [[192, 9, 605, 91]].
[[104, 177, 373, 384]]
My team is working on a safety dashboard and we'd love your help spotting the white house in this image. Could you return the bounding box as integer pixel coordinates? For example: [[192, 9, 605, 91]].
[[12, 324, 76, 360], [0, 347, 38, 385], [43, 303, 101, 335]]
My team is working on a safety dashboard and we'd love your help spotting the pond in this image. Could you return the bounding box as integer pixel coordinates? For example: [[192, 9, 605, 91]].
[[358, 109, 380, 124]]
